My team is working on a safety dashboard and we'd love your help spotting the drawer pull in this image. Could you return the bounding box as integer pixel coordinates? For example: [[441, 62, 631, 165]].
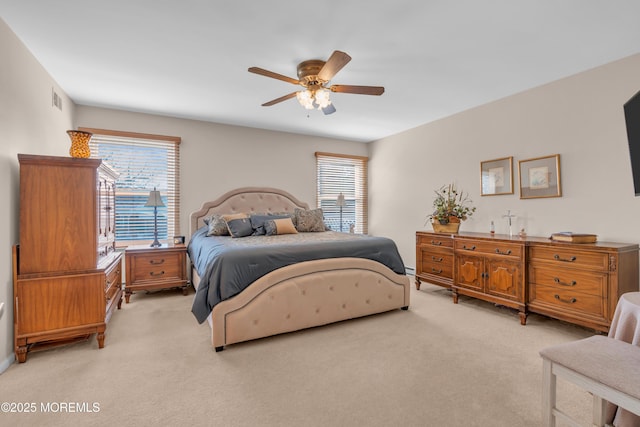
[[431, 256, 443, 262], [150, 259, 165, 265], [554, 294, 577, 304], [495, 249, 512, 255], [431, 268, 443, 274], [553, 277, 577, 287], [431, 240, 442, 246], [463, 245, 476, 251], [149, 271, 165, 276], [554, 254, 577, 262]]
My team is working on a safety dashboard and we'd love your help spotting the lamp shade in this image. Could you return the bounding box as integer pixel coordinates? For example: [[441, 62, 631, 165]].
[[145, 188, 165, 207], [336, 192, 346, 207]]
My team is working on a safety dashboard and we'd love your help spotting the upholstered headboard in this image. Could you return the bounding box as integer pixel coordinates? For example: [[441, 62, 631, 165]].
[[189, 187, 310, 237]]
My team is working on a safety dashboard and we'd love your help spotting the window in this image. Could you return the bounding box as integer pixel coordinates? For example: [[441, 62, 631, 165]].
[[315, 152, 368, 234], [83, 128, 181, 247]]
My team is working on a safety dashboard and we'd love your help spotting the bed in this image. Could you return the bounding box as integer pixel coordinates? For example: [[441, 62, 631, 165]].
[[188, 187, 410, 351]]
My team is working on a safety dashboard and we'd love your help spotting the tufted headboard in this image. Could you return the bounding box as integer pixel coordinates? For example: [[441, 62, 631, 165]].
[[189, 187, 310, 237]]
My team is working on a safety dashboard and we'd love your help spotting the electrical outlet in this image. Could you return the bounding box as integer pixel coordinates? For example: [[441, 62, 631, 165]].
[[0, 302, 4, 318]]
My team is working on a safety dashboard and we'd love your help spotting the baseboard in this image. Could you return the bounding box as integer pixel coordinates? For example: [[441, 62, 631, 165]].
[[0, 353, 15, 374]]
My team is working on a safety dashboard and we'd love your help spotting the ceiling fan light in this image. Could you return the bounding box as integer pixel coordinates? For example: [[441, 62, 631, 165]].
[[315, 89, 331, 109], [296, 90, 315, 109]]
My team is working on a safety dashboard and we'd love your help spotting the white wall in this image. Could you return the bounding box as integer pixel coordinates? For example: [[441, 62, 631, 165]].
[[75, 106, 368, 238], [369, 53, 640, 269], [0, 19, 75, 371]]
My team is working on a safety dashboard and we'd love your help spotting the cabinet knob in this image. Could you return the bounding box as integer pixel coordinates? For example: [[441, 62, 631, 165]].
[[495, 248, 512, 255], [149, 271, 165, 276], [431, 256, 443, 262], [149, 259, 165, 265], [431, 268, 443, 274], [463, 245, 476, 251], [431, 240, 442, 246]]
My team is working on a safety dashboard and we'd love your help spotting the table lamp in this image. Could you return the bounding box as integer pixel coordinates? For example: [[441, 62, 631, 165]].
[[145, 187, 164, 247]]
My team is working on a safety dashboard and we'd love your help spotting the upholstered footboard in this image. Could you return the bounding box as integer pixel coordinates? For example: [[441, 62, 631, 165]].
[[204, 257, 410, 351]]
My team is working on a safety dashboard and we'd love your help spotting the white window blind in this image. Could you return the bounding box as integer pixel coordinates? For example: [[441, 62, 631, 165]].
[[315, 152, 368, 234], [82, 128, 181, 247]]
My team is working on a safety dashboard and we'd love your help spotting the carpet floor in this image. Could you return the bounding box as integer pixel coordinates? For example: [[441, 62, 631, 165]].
[[0, 280, 595, 426]]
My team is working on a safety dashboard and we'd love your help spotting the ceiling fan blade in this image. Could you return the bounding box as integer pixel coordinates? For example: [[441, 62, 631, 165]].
[[322, 104, 336, 115], [248, 67, 301, 85], [261, 92, 298, 106], [317, 51, 352, 81], [330, 85, 385, 96]]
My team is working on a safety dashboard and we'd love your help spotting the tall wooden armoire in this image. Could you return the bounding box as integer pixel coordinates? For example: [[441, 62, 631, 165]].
[[13, 154, 123, 362]]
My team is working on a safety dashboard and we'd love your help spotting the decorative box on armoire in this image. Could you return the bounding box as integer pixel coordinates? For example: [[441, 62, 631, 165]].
[[13, 154, 123, 362]]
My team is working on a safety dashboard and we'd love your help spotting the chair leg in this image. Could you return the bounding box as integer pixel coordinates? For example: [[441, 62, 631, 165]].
[[542, 359, 557, 427]]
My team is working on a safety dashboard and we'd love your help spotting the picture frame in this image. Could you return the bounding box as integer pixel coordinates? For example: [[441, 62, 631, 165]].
[[518, 154, 562, 199], [480, 156, 513, 196], [173, 235, 185, 245]]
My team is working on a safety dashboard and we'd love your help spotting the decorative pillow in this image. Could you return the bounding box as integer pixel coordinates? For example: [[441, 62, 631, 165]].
[[204, 213, 230, 236], [250, 214, 289, 236], [222, 213, 253, 238], [270, 211, 297, 228], [264, 218, 298, 236], [294, 208, 326, 232]]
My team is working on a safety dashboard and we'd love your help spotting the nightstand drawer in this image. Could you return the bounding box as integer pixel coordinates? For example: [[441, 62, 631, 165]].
[[131, 252, 183, 283]]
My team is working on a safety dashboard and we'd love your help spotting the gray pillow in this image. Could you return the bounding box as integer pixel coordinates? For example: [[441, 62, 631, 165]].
[[204, 214, 230, 236], [294, 208, 326, 232], [226, 217, 253, 238], [250, 214, 288, 236]]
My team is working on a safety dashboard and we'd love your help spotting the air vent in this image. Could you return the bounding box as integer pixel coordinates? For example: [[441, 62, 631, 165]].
[[52, 88, 62, 110]]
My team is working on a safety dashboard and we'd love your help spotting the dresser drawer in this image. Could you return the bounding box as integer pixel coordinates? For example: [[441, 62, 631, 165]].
[[529, 265, 607, 297], [131, 252, 183, 283], [417, 233, 453, 248], [529, 246, 609, 271], [105, 259, 122, 292], [529, 284, 605, 318], [454, 239, 523, 258], [421, 258, 454, 279]]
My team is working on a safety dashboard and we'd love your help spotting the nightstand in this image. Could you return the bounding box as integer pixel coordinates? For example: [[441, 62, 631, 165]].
[[124, 243, 189, 303]]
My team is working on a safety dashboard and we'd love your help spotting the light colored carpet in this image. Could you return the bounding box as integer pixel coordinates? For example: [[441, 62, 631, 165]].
[[0, 280, 594, 426]]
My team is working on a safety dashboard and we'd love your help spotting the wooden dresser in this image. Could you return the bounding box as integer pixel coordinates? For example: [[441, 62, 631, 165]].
[[415, 231, 639, 332], [13, 154, 123, 362]]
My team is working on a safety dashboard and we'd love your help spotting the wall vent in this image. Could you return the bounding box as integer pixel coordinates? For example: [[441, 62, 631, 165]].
[[52, 88, 62, 110]]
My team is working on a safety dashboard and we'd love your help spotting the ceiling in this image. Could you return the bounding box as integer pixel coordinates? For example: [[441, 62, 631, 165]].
[[2, 1, 640, 142]]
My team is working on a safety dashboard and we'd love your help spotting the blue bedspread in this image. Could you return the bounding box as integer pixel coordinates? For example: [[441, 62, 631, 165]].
[[188, 227, 406, 323]]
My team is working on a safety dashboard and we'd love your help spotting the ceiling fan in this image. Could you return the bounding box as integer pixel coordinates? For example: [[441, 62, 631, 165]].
[[248, 50, 384, 115]]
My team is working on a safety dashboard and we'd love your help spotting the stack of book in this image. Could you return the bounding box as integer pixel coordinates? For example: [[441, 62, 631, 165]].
[[550, 232, 597, 243]]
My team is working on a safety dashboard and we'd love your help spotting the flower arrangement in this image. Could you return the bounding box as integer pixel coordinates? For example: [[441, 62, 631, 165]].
[[426, 183, 476, 225]]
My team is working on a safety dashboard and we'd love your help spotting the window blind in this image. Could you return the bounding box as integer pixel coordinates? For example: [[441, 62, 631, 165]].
[[82, 128, 181, 247], [315, 152, 368, 234]]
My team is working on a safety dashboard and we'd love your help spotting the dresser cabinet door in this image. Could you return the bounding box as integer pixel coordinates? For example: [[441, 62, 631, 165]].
[[485, 258, 521, 300], [455, 254, 484, 291]]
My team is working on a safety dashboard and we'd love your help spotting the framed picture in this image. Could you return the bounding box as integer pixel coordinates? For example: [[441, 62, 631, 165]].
[[518, 154, 562, 199], [480, 156, 513, 196], [173, 235, 185, 245]]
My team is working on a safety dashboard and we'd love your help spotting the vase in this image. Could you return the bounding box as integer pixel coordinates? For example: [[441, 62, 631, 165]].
[[432, 221, 461, 233], [67, 130, 92, 158]]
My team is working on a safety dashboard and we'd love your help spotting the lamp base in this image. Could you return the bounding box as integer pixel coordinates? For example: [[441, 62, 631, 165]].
[[150, 237, 162, 248]]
